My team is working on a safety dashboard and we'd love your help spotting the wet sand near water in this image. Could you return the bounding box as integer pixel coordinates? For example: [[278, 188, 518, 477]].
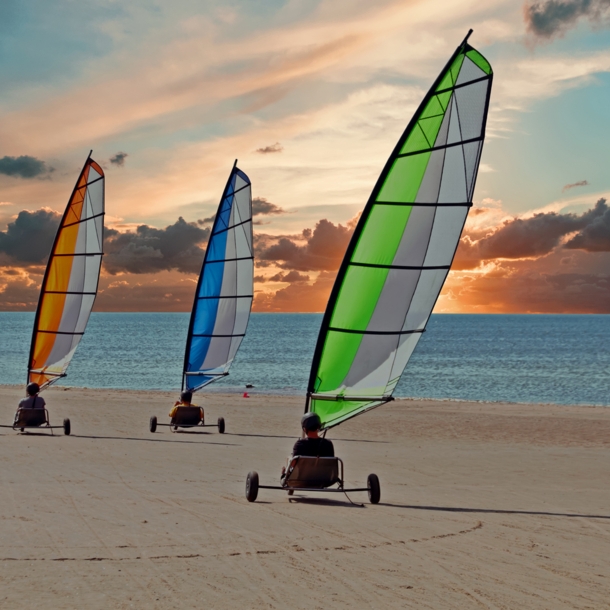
[[0, 385, 609, 609]]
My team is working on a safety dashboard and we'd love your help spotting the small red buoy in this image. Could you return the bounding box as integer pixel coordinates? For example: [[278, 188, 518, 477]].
[[243, 392, 249, 398]]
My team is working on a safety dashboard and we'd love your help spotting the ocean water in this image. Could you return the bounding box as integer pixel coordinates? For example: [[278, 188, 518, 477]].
[[1, 312, 609, 406]]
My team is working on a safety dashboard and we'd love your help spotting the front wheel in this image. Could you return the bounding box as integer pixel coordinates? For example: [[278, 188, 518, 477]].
[[63, 418, 71, 436], [217, 417, 225, 434], [246, 471, 259, 502], [367, 474, 380, 504], [149, 416, 157, 433]]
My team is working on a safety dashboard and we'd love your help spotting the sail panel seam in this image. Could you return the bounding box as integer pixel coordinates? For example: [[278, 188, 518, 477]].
[[396, 136, 483, 159]]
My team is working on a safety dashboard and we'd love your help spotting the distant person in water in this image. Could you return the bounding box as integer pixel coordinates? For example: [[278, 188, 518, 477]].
[[169, 391, 204, 421], [19, 383, 45, 410], [281, 413, 334, 478]]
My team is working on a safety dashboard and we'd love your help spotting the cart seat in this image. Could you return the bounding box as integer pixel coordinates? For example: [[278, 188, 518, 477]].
[[14, 408, 48, 428], [283, 456, 340, 489], [170, 406, 203, 427]]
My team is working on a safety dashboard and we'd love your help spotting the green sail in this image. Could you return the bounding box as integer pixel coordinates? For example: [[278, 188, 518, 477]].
[[306, 33, 493, 428]]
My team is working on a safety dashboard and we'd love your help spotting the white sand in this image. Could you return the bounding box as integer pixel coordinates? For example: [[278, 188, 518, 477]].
[[0, 385, 609, 609]]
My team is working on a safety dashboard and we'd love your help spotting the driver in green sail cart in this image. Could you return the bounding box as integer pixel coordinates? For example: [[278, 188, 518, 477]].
[[281, 412, 334, 479]]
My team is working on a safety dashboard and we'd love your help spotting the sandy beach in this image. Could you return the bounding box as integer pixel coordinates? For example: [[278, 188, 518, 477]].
[[0, 385, 609, 609]]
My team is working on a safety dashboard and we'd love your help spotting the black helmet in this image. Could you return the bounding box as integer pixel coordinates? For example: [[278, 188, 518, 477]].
[[26, 382, 40, 396], [180, 391, 193, 403], [301, 412, 322, 432]]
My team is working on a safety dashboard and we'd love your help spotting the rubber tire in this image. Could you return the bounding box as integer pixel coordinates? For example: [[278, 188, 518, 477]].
[[149, 416, 157, 433], [217, 417, 225, 434], [63, 418, 71, 436], [246, 471, 259, 502], [367, 473, 380, 504]]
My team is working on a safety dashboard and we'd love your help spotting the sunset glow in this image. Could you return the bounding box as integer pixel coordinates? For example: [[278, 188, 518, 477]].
[[1, 0, 609, 313]]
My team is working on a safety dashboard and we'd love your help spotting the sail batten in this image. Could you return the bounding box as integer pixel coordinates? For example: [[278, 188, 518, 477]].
[[28, 156, 105, 390], [306, 34, 493, 429], [182, 163, 254, 393]]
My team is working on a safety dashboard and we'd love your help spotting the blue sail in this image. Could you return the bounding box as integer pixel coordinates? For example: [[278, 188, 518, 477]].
[[182, 164, 254, 392]]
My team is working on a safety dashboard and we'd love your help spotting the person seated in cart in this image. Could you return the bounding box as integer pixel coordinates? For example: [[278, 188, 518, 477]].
[[18, 383, 46, 410], [281, 412, 334, 479], [169, 391, 204, 421]]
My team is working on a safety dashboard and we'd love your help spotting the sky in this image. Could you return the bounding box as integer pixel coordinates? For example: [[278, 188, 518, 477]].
[[1, 0, 610, 313]]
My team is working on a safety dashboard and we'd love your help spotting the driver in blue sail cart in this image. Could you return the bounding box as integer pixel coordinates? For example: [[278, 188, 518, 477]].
[[281, 412, 334, 479], [169, 391, 204, 422]]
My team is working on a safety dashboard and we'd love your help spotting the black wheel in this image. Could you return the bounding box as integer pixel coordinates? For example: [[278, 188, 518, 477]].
[[246, 471, 259, 502], [217, 417, 225, 434], [287, 489, 294, 496], [20, 428, 24, 433], [367, 474, 380, 504], [149, 416, 157, 433], [63, 418, 71, 436]]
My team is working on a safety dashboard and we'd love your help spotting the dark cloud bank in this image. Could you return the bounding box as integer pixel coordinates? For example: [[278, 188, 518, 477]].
[[524, 0, 610, 38], [455, 198, 610, 269], [104, 218, 209, 275], [0, 155, 53, 179], [0, 209, 61, 263]]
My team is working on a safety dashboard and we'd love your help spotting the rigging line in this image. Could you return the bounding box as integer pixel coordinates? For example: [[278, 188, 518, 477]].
[[45, 291, 97, 295], [327, 327, 425, 336], [226, 181, 251, 198], [191, 333, 246, 338], [349, 262, 450, 271], [52, 252, 103, 257], [62, 211, 105, 229], [396, 135, 483, 159], [375, 201, 472, 207], [205, 256, 254, 263], [37, 330, 85, 336], [212, 217, 251, 236], [74, 175, 104, 190], [435, 74, 490, 96], [451, 73, 470, 193], [196, 295, 253, 300]]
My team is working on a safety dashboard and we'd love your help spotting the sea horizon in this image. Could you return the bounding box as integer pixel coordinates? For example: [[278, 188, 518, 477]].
[[2, 312, 608, 407]]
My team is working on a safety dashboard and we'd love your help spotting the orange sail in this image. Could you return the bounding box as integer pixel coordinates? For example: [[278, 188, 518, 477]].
[[28, 155, 105, 389]]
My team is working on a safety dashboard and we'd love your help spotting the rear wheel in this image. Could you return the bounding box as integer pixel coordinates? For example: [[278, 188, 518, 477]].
[[367, 474, 380, 504], [63, 418, 71, 436], [149, 416, 157, 433], [246, 471, 259, 502], [217, 417, 225, 434]]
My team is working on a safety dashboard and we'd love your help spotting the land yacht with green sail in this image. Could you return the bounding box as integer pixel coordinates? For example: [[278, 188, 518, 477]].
[[246, 31, 493, 503]]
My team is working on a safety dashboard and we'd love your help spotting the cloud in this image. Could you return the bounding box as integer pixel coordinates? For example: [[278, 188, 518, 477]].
[[104, 217, 209, 275], [110, 152, 128, 166], [0, 209, 61, 264], [524, 0, 610, 39], [94, 272, 197, 312], [254, 270, 336, 312], [0, 271, 40, 310], [0, 155, 52, 179], [565, 198, 610, 250], [257, 218, 354, 271], [256, 142, 284, 154], [268, 270, 310, 282], [252, 197, 284, 216], [562, 179, 589, 192], [454, 198, 609, 269]]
